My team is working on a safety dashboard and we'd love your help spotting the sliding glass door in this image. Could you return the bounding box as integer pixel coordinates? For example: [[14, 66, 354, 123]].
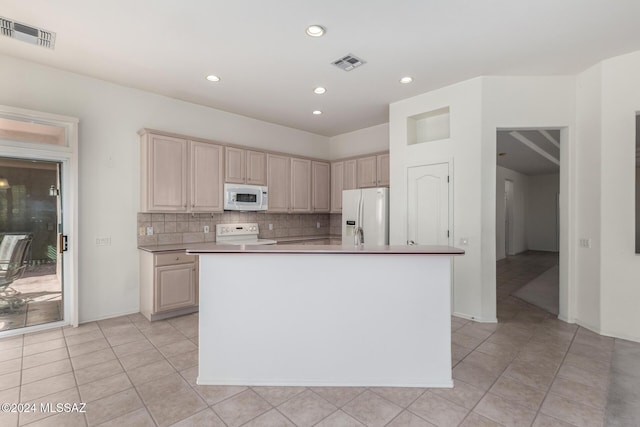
[[0, 157, 64, 331]]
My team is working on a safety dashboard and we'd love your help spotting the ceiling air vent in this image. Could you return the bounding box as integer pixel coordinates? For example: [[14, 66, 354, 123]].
[[332, 54, 366, 71], [0, 17, 56, 49]]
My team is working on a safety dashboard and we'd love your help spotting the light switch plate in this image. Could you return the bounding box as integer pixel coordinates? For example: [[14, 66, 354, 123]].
[[146, 226, 153, 236]]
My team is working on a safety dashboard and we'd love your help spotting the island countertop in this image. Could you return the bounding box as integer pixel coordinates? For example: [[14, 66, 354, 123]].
[[186, 244, 464, 255]]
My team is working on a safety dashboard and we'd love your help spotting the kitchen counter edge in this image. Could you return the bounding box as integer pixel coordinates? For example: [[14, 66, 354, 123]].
[[187, 244, 464, 255]]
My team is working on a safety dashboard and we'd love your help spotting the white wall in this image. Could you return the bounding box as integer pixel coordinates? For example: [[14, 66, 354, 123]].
[[596, 51, 640, 342], [390, 76, 575, 322], [390, 78, 487, 321], [496, 166, 528, 260], [328, 123, 389, 160], [574, 64, 602, 332], [0, 54, 329, 323], [527, 173, 560, 252], [482, 76, 576, 322]]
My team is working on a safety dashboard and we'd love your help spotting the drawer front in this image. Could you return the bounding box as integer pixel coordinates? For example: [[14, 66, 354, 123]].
[[155, 252, 196, 266]]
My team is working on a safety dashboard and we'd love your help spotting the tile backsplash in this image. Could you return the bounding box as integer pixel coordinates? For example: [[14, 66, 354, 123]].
[[138, 212, 342, 246]]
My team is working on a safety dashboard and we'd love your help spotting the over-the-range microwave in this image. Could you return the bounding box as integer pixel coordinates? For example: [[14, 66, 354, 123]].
[[223, 183, 268, 211]]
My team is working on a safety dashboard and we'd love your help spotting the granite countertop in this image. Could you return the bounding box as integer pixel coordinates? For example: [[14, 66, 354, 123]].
[[138, 235, 341, 253], [187, 244, 464, 255]]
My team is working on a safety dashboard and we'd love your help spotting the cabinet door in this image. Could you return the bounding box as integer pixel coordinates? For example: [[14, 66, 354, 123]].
[[155, 263, 197, 313], [147, 135, 188, 211], [330, 162, 344, 213], [246, 150, 267, 185], [225, 147, 246, 183], [267, 154, 290, 212], [312, 161, 330, 212], [357, 156, 378, 188], [377, 153, 390, 187], [191, 142, 224, 212], [344, 159, 357, 190], [290, 158, 312, 212]]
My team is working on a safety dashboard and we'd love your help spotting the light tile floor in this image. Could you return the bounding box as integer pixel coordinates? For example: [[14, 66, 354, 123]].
[[0, 252, 637, 426]]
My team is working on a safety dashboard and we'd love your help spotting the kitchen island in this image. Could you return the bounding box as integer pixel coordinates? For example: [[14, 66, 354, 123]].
[[187, 244, 464, 388]]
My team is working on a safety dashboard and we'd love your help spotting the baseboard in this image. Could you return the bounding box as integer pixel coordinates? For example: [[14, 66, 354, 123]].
[[79, 309, 141, 324], [453, 312, 498, 323]]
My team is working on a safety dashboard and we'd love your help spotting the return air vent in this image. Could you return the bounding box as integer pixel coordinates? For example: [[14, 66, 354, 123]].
[[332, 53, 366, 71], [0, 17, 56, 49]]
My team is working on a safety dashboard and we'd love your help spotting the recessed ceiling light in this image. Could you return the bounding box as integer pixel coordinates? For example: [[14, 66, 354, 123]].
[[306, 25, 325, 37], [312, 110, 323, 115], [206, 75, 220, 82], [400, 76, 413, 84], [313, 87, 326, 95]]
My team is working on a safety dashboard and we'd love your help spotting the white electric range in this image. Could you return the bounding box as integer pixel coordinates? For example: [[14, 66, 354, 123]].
[[215, 223, 277, 245]]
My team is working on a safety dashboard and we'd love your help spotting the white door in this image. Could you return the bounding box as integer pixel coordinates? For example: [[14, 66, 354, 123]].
[[407, 163, 449, 245]]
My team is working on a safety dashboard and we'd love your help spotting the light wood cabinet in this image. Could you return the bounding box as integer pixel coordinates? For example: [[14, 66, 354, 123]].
[[290, 158, 312, 212], [224, 146, 245, 184], [141, 131, 224, 212], [330, 162, 344, 213], [376, 153, 390, 187], [344, 159, 357, 190], [246, 150, 267, 185], [191, 142, 224, 212], [140, 250, 198, 321], [225, 147, 267, 185], [267, 154, 290, 212], [357, 156, 378, 188], [312, 161, 330, 213], [141, 134, 188, 211]]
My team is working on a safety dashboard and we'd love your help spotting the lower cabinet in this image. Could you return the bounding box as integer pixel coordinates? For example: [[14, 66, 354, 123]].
[[140, 250, 198, 321]]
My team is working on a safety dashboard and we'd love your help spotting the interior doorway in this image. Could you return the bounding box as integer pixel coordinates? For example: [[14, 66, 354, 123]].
[[496, 129, 561, 316], [0, 157, 64, 331]]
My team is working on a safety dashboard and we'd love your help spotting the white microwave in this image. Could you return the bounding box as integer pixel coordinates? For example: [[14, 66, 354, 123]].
[[223, 183, 268, 211]]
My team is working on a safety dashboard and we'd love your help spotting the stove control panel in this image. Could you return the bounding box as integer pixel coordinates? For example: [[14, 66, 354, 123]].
[[216, 223, 260, 237]]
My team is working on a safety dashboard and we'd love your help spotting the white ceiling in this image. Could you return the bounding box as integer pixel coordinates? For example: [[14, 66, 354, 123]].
[[1, 1, 640, 137], [497, 129, 560, 176]]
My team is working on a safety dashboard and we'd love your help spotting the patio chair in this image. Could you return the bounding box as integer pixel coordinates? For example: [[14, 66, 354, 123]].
[[0, 235, 33, 312]]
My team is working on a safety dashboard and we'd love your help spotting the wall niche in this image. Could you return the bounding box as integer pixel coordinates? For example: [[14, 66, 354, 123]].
[[407, 106, 450, 145]]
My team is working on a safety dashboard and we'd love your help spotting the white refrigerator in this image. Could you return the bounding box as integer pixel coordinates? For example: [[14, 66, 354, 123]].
[[342, 187, 389, 246]]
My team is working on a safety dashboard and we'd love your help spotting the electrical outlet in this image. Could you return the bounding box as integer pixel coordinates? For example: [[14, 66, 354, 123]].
[[269, 224, 273, 231], [579, 238, 592, 248], [96, 237, 111, 246], [317, 222, 321, 229], [204, 225, 210, 233], [139, 227, 146, 236], [146, 226, 153, 236]]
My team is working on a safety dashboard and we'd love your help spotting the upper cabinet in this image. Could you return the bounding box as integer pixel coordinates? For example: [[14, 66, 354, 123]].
[[140, 131, 223, 213], [312, 161, 330, 213], [190, 142, 224, 212], [267, 154, 289, 213], [357, 156, 378, 188], [376, 153, 390, 187], [246, 150, 267, 185], [225, 147, 266, 185], [224, 147, 245, 184], [330, 154, 387, 212], [290, 158, 312, 212], [141, 133, 188, 212], [330, 162, 344, 213], [344, 159, 357, 191]]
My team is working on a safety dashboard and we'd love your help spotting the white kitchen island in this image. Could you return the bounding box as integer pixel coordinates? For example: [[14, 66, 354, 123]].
[[186, 244, 464, 388]]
